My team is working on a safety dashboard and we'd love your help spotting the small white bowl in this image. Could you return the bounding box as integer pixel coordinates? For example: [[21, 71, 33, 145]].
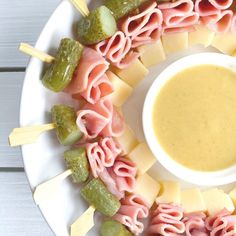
[[143, 52, 236, 186]]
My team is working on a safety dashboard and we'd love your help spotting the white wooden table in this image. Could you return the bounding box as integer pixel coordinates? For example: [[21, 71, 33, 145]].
[[0, 1, 61, 235]]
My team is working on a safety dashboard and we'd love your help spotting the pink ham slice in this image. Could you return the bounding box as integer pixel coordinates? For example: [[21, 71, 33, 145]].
[[108, 156, 137, 193], [158, 0, 199, 34], [183, 212, 208, 236], [120, 1, 163, 48], [195, 0, 233, 33], [148, 203, 185, 235], [205, 209, 236, 236], [65, 47, 113, 104], [86, 137, 121, 178], [76, 97, 125, 139], [95, 31, 140, 69], [231, 14, 236, 33], [113, 194, 149, 235], [99, 156, 137, 199]]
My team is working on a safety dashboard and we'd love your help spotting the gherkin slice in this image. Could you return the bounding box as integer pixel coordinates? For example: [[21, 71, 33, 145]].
[[80, 178, 120, 217], [77, 6, 117, 45], [101, 220, 133, 236], [104, 0, 148, 20], [64, 148, 89, 183], [51, 105, 82, 146], [42, 38, 83, 92]]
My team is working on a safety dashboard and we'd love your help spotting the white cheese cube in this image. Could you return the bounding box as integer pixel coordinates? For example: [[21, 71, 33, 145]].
[[133, 173, 160, 208], [203, 188, 235, 216], [137, 40, 166, 68], [127, 142, 156, 175], [162, 32, 188, 56], [188, 25, 215, 47], [211, 33, 236, 55], [115, 125, 138, 155], [156, 181, 181, 204], [113, 59, 149, 87], [229, 186, 236, 208], [107, 71, 133, 107], [181, 188, 206, 213]]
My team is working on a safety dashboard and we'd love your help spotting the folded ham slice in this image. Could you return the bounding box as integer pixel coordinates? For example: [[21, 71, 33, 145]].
[[86, 137, 121, 178], [195, 0, 233, 33], [99, 156, 137, 199], [183, 212, 208, 236], [65, 47, 113, 104], [95, 31, 140, 69], [76, 97, 124, 139], [231, 14, 236, 33], [120, 1, 163, 48], [205, 209, 236, 236], [113, 194, 149, 235], [148, 203, 185, 235], [158, 0, 199, 34]]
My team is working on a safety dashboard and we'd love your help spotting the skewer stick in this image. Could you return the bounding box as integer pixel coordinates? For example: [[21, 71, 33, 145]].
[[19, 43, 55, 63], [70, 0, 90, 17], [34, 169, 73, 205], [9, 123, 56, 147], [70, 206, 95, 236]]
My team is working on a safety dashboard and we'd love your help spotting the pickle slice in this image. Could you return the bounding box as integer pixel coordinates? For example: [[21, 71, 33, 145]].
[[104, 0, 148, 20], [81, 178, 120, 217], [64, 148, 89, 183], [101, 220, 133, 236], [77, 6, 117, 45], [51, 105, 82, 146], [42, 38, 83, 92]]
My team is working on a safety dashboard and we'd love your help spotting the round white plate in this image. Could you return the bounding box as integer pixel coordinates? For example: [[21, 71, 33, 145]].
[[20, 0, 236, 235]]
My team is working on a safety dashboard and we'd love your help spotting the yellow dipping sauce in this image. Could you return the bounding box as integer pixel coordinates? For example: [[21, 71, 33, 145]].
[[153, 65, 236, 171]]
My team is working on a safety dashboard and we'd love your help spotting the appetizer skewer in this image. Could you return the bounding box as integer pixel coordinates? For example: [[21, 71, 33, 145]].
[[9, 105, 82, 146]]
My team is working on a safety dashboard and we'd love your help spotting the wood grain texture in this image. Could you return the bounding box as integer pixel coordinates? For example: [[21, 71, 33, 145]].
[[0, 72, 24, 168], [0, 0, 60, 68], [0, 172, 53, 236]]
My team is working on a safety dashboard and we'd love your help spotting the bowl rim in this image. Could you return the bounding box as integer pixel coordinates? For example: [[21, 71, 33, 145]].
[[143, 52, 236, 186]]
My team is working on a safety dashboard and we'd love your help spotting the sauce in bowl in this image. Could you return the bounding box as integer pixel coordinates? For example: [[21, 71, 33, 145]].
[[153, 64, 236, 171]]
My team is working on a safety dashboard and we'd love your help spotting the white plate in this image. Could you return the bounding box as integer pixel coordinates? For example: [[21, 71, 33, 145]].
[[19, 1, 236, 235]]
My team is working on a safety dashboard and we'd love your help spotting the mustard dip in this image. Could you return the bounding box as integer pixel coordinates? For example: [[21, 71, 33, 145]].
[[153, 65, 236, 171]]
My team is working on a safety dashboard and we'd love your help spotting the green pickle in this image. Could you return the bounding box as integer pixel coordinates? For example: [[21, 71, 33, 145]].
[[64, 148, 89, 183], [101, 220, 133, 236], [77, 6, 117, 45], [51, 105, 82, 146], [42, 38, 83, 92], [104, 0, 148, 20], [80, 178, 120, 217]]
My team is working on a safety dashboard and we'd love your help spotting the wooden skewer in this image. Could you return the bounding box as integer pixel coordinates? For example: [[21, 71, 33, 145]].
[[34, 169, 73, 205], [19, 43, 55, 63], [9, 123, 56, 147], [70, 0, 90, 17], [70, 206, 95, 236]]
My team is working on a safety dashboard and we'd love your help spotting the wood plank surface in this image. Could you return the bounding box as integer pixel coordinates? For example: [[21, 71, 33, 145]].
[[0, 0, 60, 68], [0, 172, 53, 236], [0, 72, 24, 168]]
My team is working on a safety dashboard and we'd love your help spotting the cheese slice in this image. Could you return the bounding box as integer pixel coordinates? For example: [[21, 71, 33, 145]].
[[156, 181, 181, 204], [188, 25, 215, 47], [162, 32, 188, 56], [70, 206, 95, 236], [127, 142, 156, 175], [133, 173, 161, 208], [203, 188, 235, 216], [211, 33, 236, 55], [112, 59, 149, 87], [107, 71, 133, 107], [115, 125, 138, 155], [229, 186, 236, 208], [181, 188, 206, 214], [137, 40, 166, 68]]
